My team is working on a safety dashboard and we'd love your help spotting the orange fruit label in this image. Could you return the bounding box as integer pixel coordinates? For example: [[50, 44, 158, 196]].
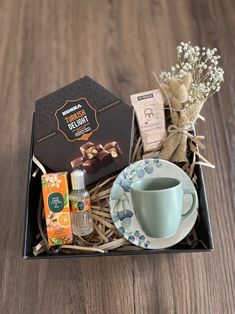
[[41, 172, 73, 247], [57, 212, 71, 228]]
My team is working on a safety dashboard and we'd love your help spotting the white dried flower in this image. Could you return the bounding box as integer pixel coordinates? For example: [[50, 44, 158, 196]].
[[158, 42, 224, 103]]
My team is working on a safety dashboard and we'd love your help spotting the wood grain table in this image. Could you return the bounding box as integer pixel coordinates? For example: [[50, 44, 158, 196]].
[[0, 0, 234, 313]]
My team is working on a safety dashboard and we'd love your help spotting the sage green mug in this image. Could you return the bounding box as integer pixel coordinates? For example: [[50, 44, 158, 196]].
[[130, 177, 197, 238]]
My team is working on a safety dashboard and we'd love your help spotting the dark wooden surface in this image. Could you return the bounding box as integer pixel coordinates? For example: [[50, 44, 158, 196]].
[[0, 0, 234, 313]]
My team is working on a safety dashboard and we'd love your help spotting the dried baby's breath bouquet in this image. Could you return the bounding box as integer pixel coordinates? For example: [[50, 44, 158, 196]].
[[155, 42, 224, 170]]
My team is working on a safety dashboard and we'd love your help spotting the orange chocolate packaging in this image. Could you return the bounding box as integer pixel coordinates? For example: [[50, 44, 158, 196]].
[[41, 172, 73, 247]]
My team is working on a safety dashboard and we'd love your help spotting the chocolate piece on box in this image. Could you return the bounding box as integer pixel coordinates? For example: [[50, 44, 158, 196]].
[[80, 142, 98, 159], [33, 76, 134, 185], [97, 150, 113, 166], [83, 159, 100, 175], [104, 141, 122, 158], [96, 144, 104, 152], [71, 156, 86, 169]]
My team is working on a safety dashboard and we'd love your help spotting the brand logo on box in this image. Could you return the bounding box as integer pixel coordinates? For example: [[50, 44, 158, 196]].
[[48, 192, 64, 212], [137, 93, 153, 101], [55, 97, 99, 142]]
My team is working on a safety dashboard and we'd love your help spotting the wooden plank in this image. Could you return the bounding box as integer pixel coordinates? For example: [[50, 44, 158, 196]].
[[0, 0, 234, 313]]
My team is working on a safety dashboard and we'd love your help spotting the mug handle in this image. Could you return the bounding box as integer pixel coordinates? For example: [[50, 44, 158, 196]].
[[181, 189, 197, 220]]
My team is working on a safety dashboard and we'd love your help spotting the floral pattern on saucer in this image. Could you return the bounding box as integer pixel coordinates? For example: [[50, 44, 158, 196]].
[[110, 159, 162, 248]]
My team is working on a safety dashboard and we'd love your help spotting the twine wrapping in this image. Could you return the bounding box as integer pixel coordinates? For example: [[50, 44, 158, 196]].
[[153, 71, 215, 171], [159, 101, 204, 162]]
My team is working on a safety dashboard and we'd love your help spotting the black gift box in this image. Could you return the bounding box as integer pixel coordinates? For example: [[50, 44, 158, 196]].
[[23, 114, 213, 259]]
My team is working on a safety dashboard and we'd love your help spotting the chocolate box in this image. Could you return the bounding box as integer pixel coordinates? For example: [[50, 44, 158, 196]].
[[23, 114, 213, 259], [34, 76, 135, 185]]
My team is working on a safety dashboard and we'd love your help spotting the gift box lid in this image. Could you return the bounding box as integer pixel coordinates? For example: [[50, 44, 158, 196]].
[[33, 76, 135, 185]]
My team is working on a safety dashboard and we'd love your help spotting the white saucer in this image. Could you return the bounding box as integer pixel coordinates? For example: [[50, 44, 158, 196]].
[[109, 159, 198, 249]]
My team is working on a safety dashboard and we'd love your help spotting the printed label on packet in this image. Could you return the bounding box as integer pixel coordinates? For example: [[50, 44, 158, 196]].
[[55, 97, 99, 142], [71, 197, 91, 213], [130, 89, 166, 153], [41, 172, 73, 247]]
